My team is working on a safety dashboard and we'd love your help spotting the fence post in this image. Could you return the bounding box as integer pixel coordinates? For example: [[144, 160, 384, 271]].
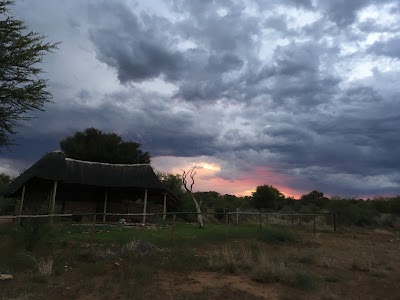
[[259, 213, 262, 232], [313, 215, 316, 235], [236, 208, 239, 225], [92, 214, 96, 232], [17, 185, 26, 226], [333, 213, 337, 232], [171, 213, 176, 245], [225, 213, 229, 238], [291, 213, 294, 227]]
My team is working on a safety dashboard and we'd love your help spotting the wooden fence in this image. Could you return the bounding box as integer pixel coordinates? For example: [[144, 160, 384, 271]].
[[0, 211, 337, 234]]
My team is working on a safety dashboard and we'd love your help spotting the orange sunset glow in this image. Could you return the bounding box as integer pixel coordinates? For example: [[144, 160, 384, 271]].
[[153, 156, 303, 198]]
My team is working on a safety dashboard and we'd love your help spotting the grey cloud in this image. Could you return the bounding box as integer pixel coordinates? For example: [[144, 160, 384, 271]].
[[5, 88, 219, 167], [4, 0, 400, 198], [358, 19, 400, 33], [317, 0, 372, 27], [247, 41, 341, 108], [89, 8, 184, 82], [207, 54, 243, 73], [368, 36, 400, 58], [89, 0, 260, 102]]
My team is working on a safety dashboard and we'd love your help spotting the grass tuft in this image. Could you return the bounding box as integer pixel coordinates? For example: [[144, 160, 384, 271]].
[[37, 257, 54, 276], [294, 253, 315, 264], [325, 275, 341, 283]]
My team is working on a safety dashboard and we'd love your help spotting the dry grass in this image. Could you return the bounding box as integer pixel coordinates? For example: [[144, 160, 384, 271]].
[[37, 257, 54, 276], [207, 244, 319, 291], [207, 245, 253, 273], [351, 251, 376, 272], [0, 294, 32, 300], [1, 224, 400, 299]]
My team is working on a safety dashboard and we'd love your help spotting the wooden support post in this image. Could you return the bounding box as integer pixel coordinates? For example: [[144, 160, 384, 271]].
[[163, 193, 167, 221], [313, 215, 316, 235], [92, 214, 96, 231], [50, 181, 57, 223], [17, 185, 26, 225], [333, 213, 337, 232], [291, 214, 294, 227], [171, 213, 176, 245], [236, 208, 239, 225], [259, 213, 262, 231], [225, 213, 229, 238], [142, 188, 148, 225], [103, 190, 108, 223]]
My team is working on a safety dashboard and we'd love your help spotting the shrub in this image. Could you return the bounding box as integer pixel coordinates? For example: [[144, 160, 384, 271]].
[[259, 226, 298, 243], [291, 271, 318, 291], [294, 253, 314, 264], [4, 251, 37, 273], [325, 275, 340, 283]]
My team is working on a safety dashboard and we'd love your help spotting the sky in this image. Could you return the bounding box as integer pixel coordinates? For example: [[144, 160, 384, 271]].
[[1, 0, 400, 198]]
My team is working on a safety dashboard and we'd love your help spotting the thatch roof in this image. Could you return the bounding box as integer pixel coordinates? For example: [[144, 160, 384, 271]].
[[4, 151, 168, 197]]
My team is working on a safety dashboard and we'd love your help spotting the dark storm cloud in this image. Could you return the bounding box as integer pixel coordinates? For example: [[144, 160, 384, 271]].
[[368, 36, 400, 58], [3, 0, 400, 197], [5, 88, 219, 168], [245, 41, 341, 109], [89, 3, 184, 82], [89, 1, 259, 102]]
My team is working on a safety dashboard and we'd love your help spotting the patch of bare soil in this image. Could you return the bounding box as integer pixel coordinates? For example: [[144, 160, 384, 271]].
[[159, 271, 278, 300]]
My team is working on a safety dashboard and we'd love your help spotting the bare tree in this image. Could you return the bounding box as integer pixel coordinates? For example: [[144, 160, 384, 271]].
[[182, 166, 204, 228]]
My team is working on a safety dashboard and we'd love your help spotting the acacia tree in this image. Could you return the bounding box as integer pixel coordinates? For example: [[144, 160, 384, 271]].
[[158, 172, 185, 200], [251, 185, 284, 210], [0, 0, 58, 147], [182, 166, 204, 228], [60, 128, 151, 164]]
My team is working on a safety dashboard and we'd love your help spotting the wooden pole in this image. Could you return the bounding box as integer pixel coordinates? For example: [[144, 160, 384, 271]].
[[92, 214, 96, 231], [163, 193, 167, 221], [17, 185, 26, 225], [142, 188, 148, 225], [291, 213, 294, 227], [259, 213, 262, 231], [50, 181, 57, 224], [333, 213, 337, 232], [313, 215, 316, 235], [236, 208, 239, 225], [171, 213, 176, 245], [225, 213, 229, 238], [103, 190, 108, 223]]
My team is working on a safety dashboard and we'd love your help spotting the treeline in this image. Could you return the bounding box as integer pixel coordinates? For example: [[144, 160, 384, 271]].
[[160, 174, 400, 228]]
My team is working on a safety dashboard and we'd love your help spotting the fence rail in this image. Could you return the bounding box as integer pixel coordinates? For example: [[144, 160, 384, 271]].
[[0, 210, 337, 234]]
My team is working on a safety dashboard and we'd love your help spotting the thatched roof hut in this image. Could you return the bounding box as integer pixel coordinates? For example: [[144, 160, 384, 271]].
[[4, 151, 176, 223]]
